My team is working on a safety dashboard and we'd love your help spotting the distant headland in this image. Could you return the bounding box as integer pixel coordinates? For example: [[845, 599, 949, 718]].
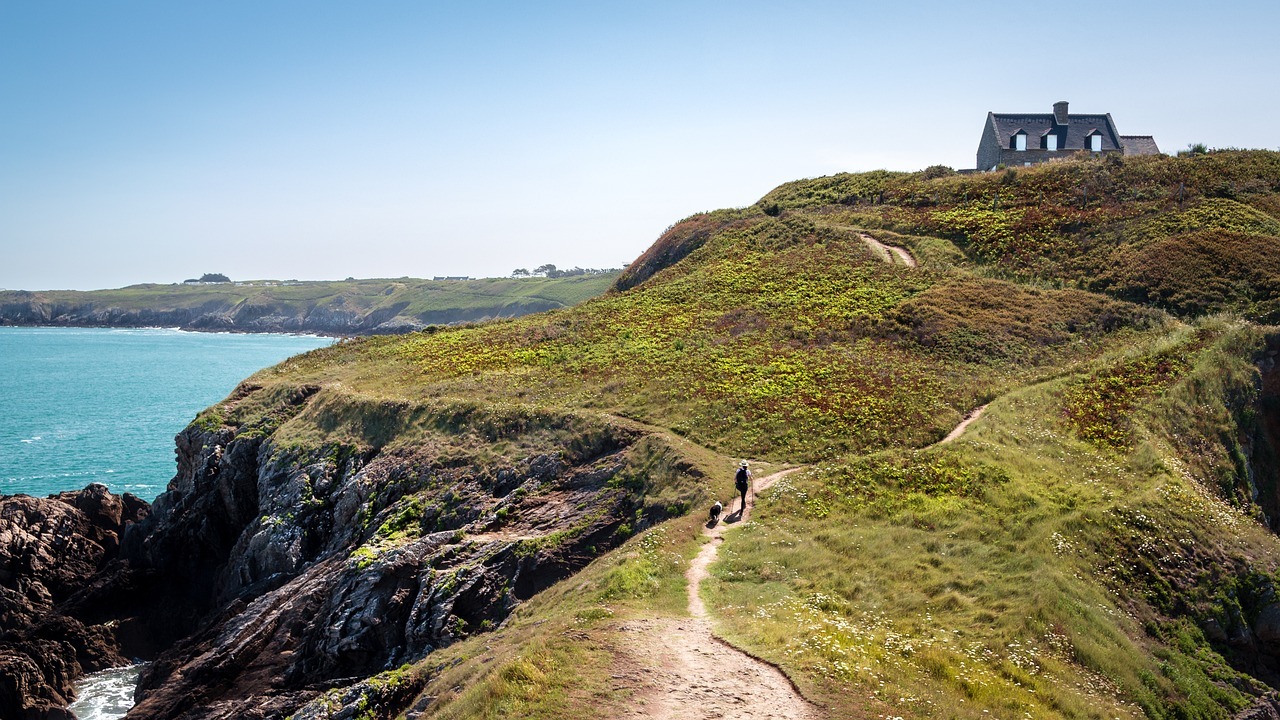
[[0, 271, 619, 336]]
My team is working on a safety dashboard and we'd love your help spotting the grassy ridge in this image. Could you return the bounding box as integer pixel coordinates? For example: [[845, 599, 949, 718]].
[[243, 150, 1280, 717], [271, 217, 1159, 463]]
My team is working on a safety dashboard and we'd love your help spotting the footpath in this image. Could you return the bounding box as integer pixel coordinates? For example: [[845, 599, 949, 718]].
[[612, 468, 820, 719], [610, 398, 988, 718]]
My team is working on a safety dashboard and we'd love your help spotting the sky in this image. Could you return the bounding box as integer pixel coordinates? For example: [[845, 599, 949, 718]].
[[2, 1, 1277, 290]]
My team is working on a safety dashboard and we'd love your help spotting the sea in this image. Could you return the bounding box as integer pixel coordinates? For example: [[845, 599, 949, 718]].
[[0, 327, 332, 502], [0, 326, 333, 719]]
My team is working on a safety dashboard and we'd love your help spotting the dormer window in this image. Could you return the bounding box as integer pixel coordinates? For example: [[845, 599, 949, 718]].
[[1087, 130, 1103, 152], [1045, 133, 1058, 151], [1013, 130, 1027, 151]]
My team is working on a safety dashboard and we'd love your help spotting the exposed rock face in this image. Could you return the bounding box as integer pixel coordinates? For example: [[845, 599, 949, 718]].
[[0, 380, 702, 720], [0, 485, 148, 720], [120, 416, 650, 719], [1237, 694, 1280, 720]]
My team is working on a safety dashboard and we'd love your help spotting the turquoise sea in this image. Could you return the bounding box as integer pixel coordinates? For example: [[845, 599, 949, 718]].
[[0, 327, 332, 501]]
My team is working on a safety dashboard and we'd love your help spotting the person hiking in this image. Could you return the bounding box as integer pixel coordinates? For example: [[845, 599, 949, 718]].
[[735, 460, 752, 515]]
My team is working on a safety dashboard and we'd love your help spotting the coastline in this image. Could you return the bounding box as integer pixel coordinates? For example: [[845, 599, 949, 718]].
[[0, 321, 349, 338]]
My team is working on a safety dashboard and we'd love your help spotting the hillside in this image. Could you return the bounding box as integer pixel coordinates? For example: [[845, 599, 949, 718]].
[[0, 274, 617, 336], [5, 149, 1280, 720]]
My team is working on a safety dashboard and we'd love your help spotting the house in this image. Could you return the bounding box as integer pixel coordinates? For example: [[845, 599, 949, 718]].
[[976, 101, 1159, 171]]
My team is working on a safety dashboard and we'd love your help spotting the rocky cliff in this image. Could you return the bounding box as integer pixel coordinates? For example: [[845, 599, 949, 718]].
[[0, 380, 708, 719], [0, 485, 148, 719]]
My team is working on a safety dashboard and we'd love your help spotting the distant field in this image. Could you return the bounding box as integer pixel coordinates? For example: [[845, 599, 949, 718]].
[[0, 274, 619, 335]]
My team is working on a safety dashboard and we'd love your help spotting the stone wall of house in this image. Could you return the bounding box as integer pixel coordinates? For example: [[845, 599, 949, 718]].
[[1000, 149, 1063, 167], [979, 146, 1122, 171], [976, 124, 1002, 171]]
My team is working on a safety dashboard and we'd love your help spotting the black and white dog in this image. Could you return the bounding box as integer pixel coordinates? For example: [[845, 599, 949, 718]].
[[708, 500, 723, 523]]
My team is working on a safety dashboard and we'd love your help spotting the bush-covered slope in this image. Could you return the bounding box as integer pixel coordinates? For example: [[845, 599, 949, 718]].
[[756, 150, 1280, 321], [275, 216, 1160, 463], [92, 150, 1280, 719]]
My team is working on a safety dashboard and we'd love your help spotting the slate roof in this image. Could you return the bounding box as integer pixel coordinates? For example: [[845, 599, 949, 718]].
[[987, 112, 1123, 151], [1120, 135, 1161, 156]]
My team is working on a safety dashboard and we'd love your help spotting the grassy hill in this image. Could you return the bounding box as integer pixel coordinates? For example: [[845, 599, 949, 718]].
[[0, 274, 617, 335], [190, 150, 1280, 718]]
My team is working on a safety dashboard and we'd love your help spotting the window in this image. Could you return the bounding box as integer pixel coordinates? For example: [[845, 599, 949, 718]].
[[1015, 133, 1027, 151], [1090, 134, 1102, 152], [1046, 134, 1058, 151]]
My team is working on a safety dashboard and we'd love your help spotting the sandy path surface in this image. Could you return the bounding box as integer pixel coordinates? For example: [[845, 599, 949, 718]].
[[859, 233, 917, 267], [611, 617, 820, 720], [613, 468, 822, 720], [937, 403, 988, 445]]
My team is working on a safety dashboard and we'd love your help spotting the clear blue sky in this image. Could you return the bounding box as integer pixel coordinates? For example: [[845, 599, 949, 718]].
[[2, 0, 1276, 290]]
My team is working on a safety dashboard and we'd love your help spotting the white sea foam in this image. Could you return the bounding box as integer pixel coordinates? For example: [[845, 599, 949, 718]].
[[68, 663, 146, 720], [20, 436, 42, 443]]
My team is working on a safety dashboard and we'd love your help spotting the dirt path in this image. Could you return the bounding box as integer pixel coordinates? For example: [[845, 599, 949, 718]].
[[614, 469, 821, 719], [859, 233, 917, 267], [611, 616, 820, 719], [937, 403, 988, 445], [686, 469, 800, 619], [610, 402, 991, 717]]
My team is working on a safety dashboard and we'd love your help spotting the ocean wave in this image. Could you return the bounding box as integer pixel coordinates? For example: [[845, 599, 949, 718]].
[[3, 469, 107, 482], [69, 663, 147, 720]]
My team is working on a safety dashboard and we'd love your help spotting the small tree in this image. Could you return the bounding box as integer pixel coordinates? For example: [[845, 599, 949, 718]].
[[199, 273, 231, 283], [533, 264, 557, 277], [511, 268, 530, 277], [1181, 142, 1209, 156]]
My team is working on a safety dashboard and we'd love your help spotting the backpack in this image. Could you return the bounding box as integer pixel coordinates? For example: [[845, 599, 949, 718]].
[[735, 467, 749, 491]]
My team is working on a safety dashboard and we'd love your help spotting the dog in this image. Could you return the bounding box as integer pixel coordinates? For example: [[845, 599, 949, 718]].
[[708, 500, 723, 523]]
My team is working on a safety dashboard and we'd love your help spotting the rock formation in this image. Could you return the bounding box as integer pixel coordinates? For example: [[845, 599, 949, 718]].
[[0, 382, 700, 719], [0, 484, 148, 720], [119, 412, 654, 718]]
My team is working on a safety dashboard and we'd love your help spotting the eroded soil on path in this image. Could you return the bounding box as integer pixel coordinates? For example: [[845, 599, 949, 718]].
[[610, 617, 819, 720], [937, 403, 988, 445], [611, 468, 821, 720], [859, 233, 917, 267]]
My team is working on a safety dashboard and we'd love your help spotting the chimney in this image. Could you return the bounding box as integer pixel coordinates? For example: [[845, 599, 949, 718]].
[[1053, 101, 1069, 125]]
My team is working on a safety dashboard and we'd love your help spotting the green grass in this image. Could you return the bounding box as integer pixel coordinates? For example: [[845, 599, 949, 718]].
[[173, 150, 1280, 718], [262, 214, 1163, 465], [392, 318, 1277, 717], [704, 326, 1277, 718]]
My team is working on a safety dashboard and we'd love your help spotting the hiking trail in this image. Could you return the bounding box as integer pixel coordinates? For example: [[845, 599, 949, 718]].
[[937, 403, 988, 445], [859, 233, 917, 267], [612, 467, 821, 719], [611, 407, 990, 718]]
